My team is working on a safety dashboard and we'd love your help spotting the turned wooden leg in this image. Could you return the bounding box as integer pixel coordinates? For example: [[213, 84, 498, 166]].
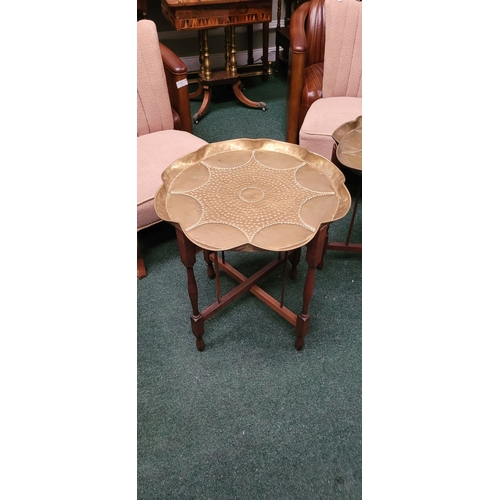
[[228, 26, 238, 77], [262, 21, 269, 80], [187, 267, 205, 352], [200, 29, 211, 80], [295, 226, 328, 350], [318, 225, 329, 270], [295, 269, 314, 351], [290, 247, 301, 280], [203, 249, 215, 279], [247, 24, 254, 65], [176, 228, 205, 351]]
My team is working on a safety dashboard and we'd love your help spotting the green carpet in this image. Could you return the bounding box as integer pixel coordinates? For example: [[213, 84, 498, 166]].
[[188, 71, 288, 143], [137, 66, 362, 499]]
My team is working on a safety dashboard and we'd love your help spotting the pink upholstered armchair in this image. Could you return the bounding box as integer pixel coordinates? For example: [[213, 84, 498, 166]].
[[137, 19, 208, 279], [286, 0, 361, 162]]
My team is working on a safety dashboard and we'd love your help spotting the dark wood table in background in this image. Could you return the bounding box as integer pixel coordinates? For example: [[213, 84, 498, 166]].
[[161, 0, 272, 122]]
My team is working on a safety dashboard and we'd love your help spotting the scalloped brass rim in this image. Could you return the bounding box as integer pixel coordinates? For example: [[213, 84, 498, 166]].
[[154, 139, 351, 252]]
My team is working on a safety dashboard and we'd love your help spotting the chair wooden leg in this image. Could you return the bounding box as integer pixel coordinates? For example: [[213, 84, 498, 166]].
[[137, 239, 147, 279], [137, 0, 147, 19]]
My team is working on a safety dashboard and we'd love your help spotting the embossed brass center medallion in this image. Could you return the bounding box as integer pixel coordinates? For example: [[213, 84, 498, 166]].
[[239, 187, 264, 203]]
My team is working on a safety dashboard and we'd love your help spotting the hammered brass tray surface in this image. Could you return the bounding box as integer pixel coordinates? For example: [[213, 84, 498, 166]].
[[333, 115, 362, 171], [154, 139, 351, 252]]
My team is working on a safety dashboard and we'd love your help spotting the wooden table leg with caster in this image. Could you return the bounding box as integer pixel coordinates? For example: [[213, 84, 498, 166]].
[[191, 26, 267, 123]]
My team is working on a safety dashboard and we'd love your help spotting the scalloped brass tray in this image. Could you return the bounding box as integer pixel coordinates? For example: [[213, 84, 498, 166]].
[[154, 138, 351, 252]]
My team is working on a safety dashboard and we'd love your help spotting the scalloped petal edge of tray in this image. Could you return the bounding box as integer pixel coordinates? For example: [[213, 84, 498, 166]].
[[154, 139, 351, 252]]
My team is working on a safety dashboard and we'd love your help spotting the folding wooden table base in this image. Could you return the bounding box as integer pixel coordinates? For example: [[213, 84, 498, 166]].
[[175, 225, 328, 351]]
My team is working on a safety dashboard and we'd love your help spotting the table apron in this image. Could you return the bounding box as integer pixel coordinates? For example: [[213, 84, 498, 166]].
[[161, 0, 272, 30]]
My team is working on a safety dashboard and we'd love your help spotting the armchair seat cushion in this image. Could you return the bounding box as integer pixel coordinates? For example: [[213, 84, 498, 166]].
[[137, 129, 208, 230], [299, 96, 362, 161]]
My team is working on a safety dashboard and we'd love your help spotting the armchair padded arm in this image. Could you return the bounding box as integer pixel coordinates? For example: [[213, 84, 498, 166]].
[[159, 42, 193, 134], [286, 0, 326, 144], [289, 1, 310, 54]]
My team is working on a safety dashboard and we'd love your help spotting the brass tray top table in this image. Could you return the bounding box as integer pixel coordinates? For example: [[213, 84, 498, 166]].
[[161, 0, 271, 123], [154, 139, 351, 351], [328, 115, 362, 253]]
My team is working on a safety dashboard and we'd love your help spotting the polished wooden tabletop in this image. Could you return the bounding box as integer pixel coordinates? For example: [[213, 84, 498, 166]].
[[161, 0, 272, 30]]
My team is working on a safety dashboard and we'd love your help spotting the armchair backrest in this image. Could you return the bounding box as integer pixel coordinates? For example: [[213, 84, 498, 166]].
[[137, 20, 174, 137], [323, 0, 362, 98]]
